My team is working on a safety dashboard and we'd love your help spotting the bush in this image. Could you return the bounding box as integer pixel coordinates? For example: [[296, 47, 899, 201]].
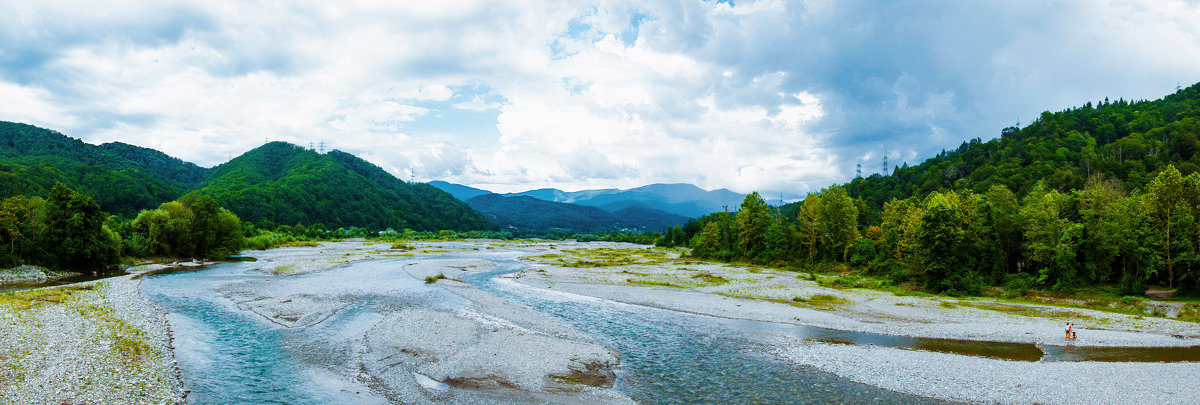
[[1002, 273, 1036, 294], [849, 238, 876, 266]]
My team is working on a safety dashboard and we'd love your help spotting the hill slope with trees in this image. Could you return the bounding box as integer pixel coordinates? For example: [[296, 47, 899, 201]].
[[679, 82, 1200, 297], [196, 142, 494, 232], [0, 121, 209, 215]]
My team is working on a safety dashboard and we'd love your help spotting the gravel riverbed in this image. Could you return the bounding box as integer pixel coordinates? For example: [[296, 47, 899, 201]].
[[0, 275, 184, 404], [511, 241, 1200, 404]]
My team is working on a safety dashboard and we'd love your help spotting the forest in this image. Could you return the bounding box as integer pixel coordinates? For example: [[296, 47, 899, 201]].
[[664, 83, 1200, 297], [0, 184, 243, 274]]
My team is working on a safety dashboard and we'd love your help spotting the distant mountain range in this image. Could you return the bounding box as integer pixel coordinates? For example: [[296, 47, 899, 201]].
[[0, 120, 733, 234], [431, 182, 744, 219], [427, 181, 492, 201], [464, 193, 688, 234]]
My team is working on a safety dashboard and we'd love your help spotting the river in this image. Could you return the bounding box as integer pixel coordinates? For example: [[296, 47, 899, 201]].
[[141, 247, 951, 404]]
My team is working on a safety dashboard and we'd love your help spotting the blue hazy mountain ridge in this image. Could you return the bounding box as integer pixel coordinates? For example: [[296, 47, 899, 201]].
[[463, 193, 687, 233], [506, 183, 744, 218], [426, 181, 492, 201]]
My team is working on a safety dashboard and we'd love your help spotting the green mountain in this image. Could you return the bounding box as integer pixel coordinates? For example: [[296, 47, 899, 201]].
[[786, 83, 1200, 219], [0, 121, 205, 215], [197, 142, 494, 231], [98, 141, 210, 189]]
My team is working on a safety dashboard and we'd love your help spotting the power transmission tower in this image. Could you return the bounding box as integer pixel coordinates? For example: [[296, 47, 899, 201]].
[[855, 160, 862, 178], [318, 141, 326, 154], [882, 149, 889, 176], [410, 168, 415, 183], [308, 141, 314, 151]]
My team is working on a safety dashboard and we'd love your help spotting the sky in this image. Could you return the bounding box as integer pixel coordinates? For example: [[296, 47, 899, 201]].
[[2, 0, 1200, 198]]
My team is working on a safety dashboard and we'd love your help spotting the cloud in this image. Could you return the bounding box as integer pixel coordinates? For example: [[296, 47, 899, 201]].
[[0, 0, 1198, 198]]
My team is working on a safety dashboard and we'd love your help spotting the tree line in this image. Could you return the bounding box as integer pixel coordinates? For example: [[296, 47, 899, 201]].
[[663, 165, 1200, 297], [0, 183, 244, 274]]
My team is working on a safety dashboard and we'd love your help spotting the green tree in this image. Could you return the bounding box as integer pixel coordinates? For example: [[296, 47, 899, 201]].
[[1145, 165, 1186, 287], [693, 222, 723, 256], [915, 192, 978, 295], [796, 194, 821, 265], [816, 186, 860, 261], [1019, 186, 1068, 275], [1077, 175, 1127, 284], [983, 185, 1021, 276], [736, 192, 773, 258], [39, 183, 119, 273]]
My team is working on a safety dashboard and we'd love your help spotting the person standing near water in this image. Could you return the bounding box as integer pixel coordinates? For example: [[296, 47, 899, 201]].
[[1065, 322, 1072, 341]]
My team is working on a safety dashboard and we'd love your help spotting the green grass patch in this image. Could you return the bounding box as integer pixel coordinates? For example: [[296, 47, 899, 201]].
[[530, 248, 685, 268], [68, 284, 157, 362], [275, 265, 297, 275], [817, 274, 880, 289], [276, 240, 321, 248], [956, 301, 1095, 320], [626, 278, 677, 288], [691, 272, 729, 285], [786, 294, 851, 310], [0, 284, 91, 311], [425, 274, 446, 284]]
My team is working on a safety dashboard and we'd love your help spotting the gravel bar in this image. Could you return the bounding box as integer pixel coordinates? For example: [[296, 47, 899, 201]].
[[0, 275, 185, 404]]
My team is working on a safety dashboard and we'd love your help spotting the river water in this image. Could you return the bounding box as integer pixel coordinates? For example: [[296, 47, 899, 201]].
[[143, 247, 951, 403]]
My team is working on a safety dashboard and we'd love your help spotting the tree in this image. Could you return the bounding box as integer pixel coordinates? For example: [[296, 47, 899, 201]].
[[796, 194, 821, 265], [1077, 174, 1127, 284], [915, 192, 978, 295], [1145, 165, 1186, 287], [39, 183, 119, 273], [983, 185, 1020, 275], [1019, 186, 1067, 274], [694, 222, 722, 256], [736, 192, 773, 258], [816, 186, 860, 261]]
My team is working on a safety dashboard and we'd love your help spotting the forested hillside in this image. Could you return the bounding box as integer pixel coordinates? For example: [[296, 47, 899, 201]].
[[844, 83, 1200, 220], [0, 121, 206, 215], [680, 82, 1200, 297], [197, 142, 494, 232]]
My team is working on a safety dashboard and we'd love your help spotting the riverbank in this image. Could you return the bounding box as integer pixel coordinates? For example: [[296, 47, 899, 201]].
[[510, 241, 1200, 404], [0, 274, 184, 404]]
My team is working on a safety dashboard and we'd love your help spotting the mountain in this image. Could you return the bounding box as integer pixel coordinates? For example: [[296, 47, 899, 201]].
[[464, 193, 686, 234], [428, 181, 492, 201], [507, 183, 744, 218], [98, 141, 211, 189], [610, 206, 689, 231], [0, 121, 202, 215], [194, 142, 496, 231], [825, 82, 1200, 221]]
